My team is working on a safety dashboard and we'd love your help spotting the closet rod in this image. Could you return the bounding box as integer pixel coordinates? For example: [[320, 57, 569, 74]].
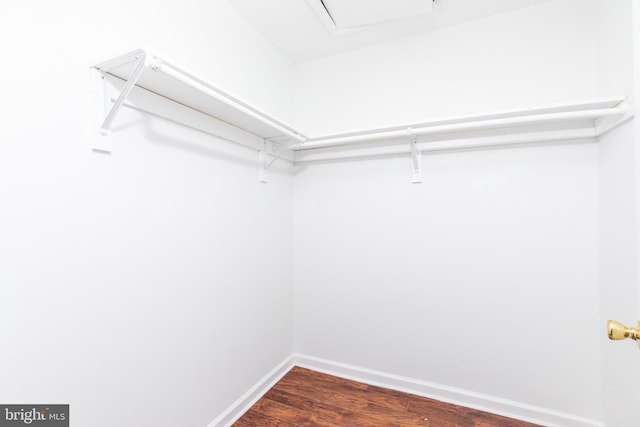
[[295, 128, 599, 163], [150, 57, 307, 144], [291, 107, 625, 150]]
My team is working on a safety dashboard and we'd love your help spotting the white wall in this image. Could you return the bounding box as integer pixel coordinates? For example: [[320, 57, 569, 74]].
[[292, 0, 604, 422], [597, 0, 634, 99], [293, 0, 599, 136], [0, 1, 294, 426], [293, 143, 601, 421], [598, 120, 640, 427]]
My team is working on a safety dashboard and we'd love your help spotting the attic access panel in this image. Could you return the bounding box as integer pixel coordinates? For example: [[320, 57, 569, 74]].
[[320, 0, 433, 29]]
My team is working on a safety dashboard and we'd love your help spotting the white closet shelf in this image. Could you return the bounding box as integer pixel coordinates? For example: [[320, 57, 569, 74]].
[[91, 49, 632, 182], [91, 49, 306, 145]]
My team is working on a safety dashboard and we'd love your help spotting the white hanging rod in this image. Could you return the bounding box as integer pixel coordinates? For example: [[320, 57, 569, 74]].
[[147, 56, 307, 144], [295, 128, 599, 163], [291, 106, 625, 151]]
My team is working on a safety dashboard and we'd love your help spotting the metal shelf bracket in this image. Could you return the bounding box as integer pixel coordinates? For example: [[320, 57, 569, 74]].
[[408, 128, 422, 183], [99, 52, 147, 136], [259, 140, 281, 183], [91, 51, 147, 152]]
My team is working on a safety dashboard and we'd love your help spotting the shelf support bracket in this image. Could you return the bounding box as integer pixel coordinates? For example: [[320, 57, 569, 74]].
[[259, 140, 281, 183], [97, 52, 147, 137], [408, 128, 422, 183], [90, 67, 110, 152]]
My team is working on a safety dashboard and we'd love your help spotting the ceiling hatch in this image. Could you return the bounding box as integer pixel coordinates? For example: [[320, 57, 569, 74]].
[[317, 0, 434, 30]]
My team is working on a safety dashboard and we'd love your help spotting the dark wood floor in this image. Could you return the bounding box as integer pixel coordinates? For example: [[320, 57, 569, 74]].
[[233, 366, 541, 426]]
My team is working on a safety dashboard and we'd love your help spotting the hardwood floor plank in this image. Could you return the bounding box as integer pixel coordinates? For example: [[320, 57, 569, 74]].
[[233, 409, 300, 427], [263, 388, 316, 412], [232, 367, 542, 427], [264, 387, 428, 427], [406, 394, 540, 427], [288, 367, 369, 390], [252, 397, 314, 425], [279, 367, 409, 412]]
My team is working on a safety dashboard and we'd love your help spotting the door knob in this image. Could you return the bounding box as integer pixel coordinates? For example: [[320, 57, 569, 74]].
[[607, 320, 640, 341]]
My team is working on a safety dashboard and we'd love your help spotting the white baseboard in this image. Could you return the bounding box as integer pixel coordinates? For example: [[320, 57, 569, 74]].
[[207, 355, 295, 427], [207, 353, 603, 427], [292, 353, 604, 427]]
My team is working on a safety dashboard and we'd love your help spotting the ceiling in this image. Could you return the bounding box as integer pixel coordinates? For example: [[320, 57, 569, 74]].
[[230, 0, 553, 63]]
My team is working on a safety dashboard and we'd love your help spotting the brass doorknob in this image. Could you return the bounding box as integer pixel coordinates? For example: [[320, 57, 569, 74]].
[[607, 320, 640, 341]]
